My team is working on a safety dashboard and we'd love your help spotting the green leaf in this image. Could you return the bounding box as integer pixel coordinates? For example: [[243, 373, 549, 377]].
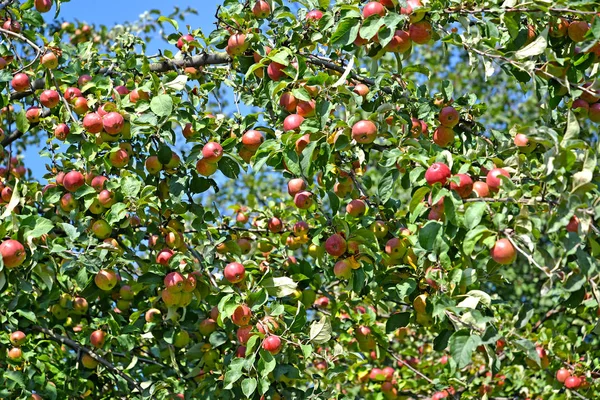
[[301, 344, 312, 359], [15, 110, 30, 134], [561, 111, 580, 147], [106, 203, 128, 225], [223, 358, 245, 389], [464, 202, 487, 230], [121, 176, 142, 198], [419, 221, 443, 251], [331, 17, 360, 46], [448, 329, 480, 369], [209, 331, 228, 348], [157, 16, 179, 30], [514, 27, 548, 59], [22, 216, 53, 240], [241, 378, 257, 397], [157, 145, 173, 165], [262, 276, 297, 297], [386, 312, 410, 333], [378, 169, 397, 203], [360, 16, 385, 40], [463, 226, 492, 256], [409, 187, 430, 213], [4, 371, 25, 387], [309, 315, 332, 344], [396, 279, 416, 300], [218, 157, 240, 179], [150, 94, 173, 117], [514, 339, 540, 367], [257, 350, 276, 377]]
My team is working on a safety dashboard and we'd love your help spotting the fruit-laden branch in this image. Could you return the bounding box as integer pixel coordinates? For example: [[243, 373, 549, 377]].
[[446, 6, 599, 15], [464, 196, 558, 205], [32, 325, 144, 394], [1, 109, 51, 147]]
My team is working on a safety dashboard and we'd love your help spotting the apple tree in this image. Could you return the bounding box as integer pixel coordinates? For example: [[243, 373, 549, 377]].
[[1, 0, 600, 399]]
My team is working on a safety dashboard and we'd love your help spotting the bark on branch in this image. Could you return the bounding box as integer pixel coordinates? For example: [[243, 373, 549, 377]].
[[32, 325, 144, 394]]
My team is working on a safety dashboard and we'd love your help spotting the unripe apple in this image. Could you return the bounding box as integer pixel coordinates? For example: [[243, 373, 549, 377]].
[[103, 112, 124, 135], [438, 106, 459, 128], [325, 234, 347, 257], [11, 73, 30, 92], [306, 10, 324, 20], [224, 262, 246, 283], [157, 248, 174, 265], [242, 130, 265, 151], [385, 237, 407, 260], [450, 174, 473, 198], [41, 51, 58, 69], [351, 120, 377, 144], [433, 126, 454, 147], [346, 199, 366, 217], [9, 331, 26, 346], [385, 30, 411, 53], [491, 238, 516, 264], [232, 305, 252, 326], [287, 178, 306, 196], [262, 335, 282, 354], [40, 89, 60, 108], [568, 21, 589, 42], [227, 33, 249, 56], [35, 0, 52, 13], [90, 330, 106, 348], [202, 142, 223, 163], [129, 89, 150, 103], [334, 259, 352, 279], [80, 353, 98, 369], [294, 191, 313, 209], [91, 220, 111, 239], [63, 170, 85, 192], [283, 114, 304, 132], [486, 168, 510, 191], [145, 156, 163, 174], [78, 74, 92, 87], [199, 318, 217, 336], [363, 2, 386, 18], [196, 159, 218, 176], [161, 289, 182, 307], [425, 162, 451, 186], [353, 84, 370, 97], [95, 269, 117, 290], [252, 0, 271, 18]]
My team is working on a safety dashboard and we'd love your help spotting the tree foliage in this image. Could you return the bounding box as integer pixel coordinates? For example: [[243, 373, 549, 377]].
[[0, 0, 600, 399]]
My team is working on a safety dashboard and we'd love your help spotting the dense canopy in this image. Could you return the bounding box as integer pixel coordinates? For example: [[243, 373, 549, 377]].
[[0, 0, 600, 399]]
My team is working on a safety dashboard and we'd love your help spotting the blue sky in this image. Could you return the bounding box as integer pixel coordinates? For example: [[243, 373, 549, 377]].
[[23, 0, 226, 181]]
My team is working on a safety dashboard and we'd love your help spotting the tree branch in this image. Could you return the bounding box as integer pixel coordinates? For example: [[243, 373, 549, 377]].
[[32, 325, 144, 394]]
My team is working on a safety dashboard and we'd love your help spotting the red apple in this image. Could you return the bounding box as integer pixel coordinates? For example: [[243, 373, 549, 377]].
[[486, 168, 510, 192], [165, 272, 185, 293], [202, 142, 223, 163], [351, 120, 377, 144], [564, 375, 582, 389], [450, 174, 473, 198], [294, 191, 313, 209], [41, 51, 58, 69], [78, 74, 92, 87], [566, 215, 579, 233], [90, 330, 106, 348], [288, 178, 306, 196], [425, 162, 451, 186], [11, 73, 30, 92], [227, 33, 249, 56], [346, 199, 366, 217], [252, 0, 270, 18], [325, 234, 347, 257], [333, 259, 352, 279], [72, 97, 89, 115], [40, 89, 60, 108], [64, 87, 82, 101], [242, 130, 265, 151], [176, 34, 194, 50], [224, 262, 246, 283], [103, 112, 124, 135], [283, 114, 304, 132], [156, 248, 174, 265], [262, 335, 282, 354], [514, 133, 529, 147], [108, 148, 129, 168], [63, 170, 85, 192], [25, 107, 41, 123], [409, 20, 433, 44], [35, 0, 52, 13], [363, 2, 386, 18], [232, 305, 252, 326], [438, 106, 459, 128], [83, 112, 103, 133], [385, 30, 412, 53], [433, 126, 454, 147], [307, 10, 324, 20], [491, 238, 516, 264], [556, 368, 571, 383], [568, 21, 589, 42], [9, 331, 26, 346], [267, 62, 286, 81]]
